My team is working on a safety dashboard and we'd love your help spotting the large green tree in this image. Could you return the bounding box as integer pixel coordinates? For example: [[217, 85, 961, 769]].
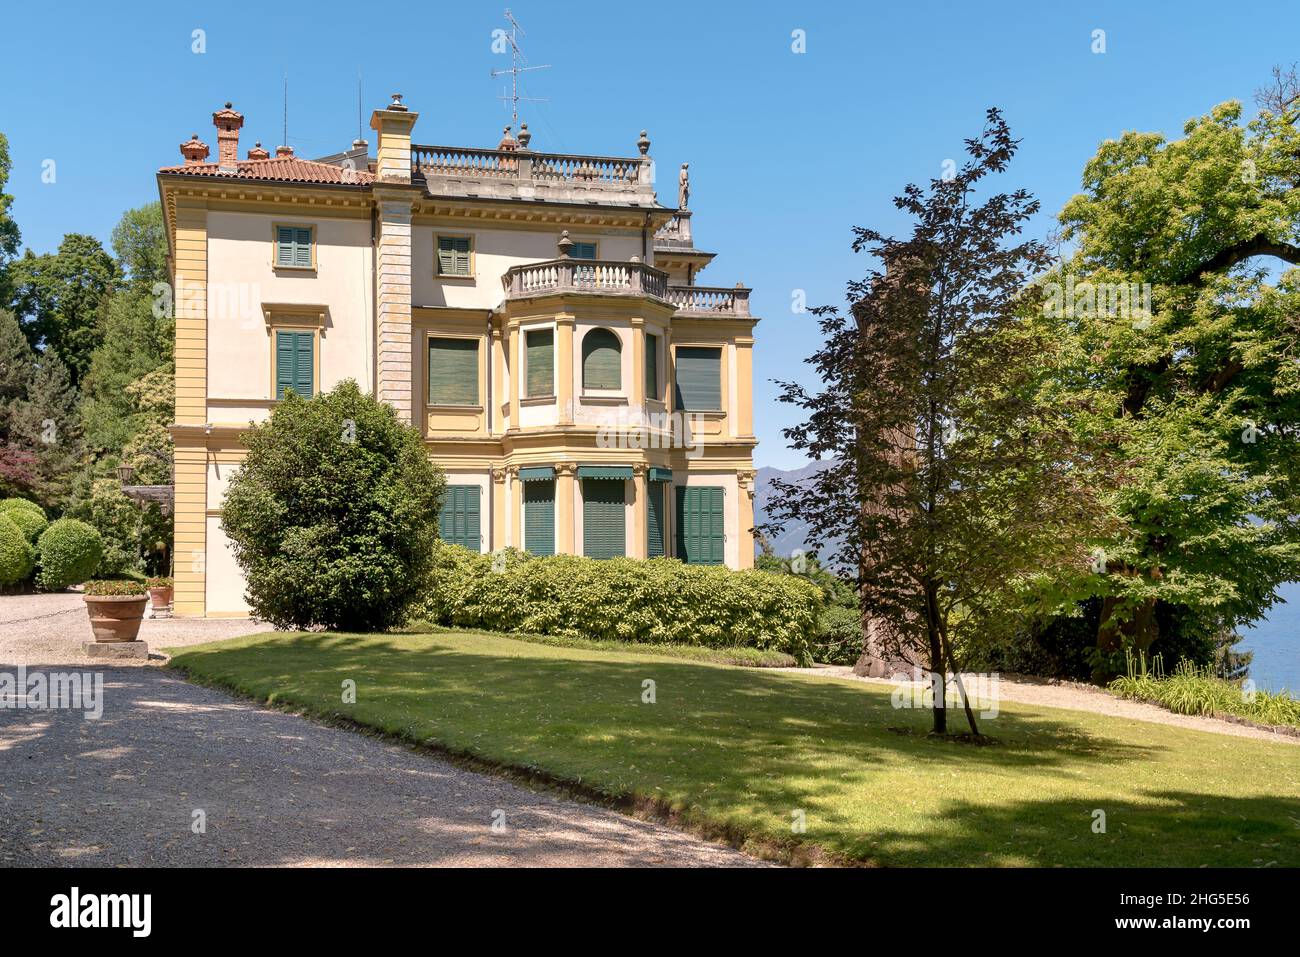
[[1056, 75, 1300, 672], [0, 133, 21, 305], [0, 308, 80, 505], [8, 233, 118, 384], [79, 205, 173, 459]]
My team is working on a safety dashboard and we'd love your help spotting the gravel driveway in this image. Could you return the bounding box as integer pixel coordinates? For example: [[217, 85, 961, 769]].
[[0, 592, 264, 666], [0, 667, 758, 867], [0, 593, 758, 867]]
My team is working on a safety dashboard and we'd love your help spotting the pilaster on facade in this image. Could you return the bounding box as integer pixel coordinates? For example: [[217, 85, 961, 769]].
[[374, 191, 415, 422]]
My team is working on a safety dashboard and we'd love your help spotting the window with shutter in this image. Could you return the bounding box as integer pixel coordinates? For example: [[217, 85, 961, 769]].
[[675, 486, 725, 564], [275, 225, 313, 268], [582, 479, 625, 559], [274, 330, 315, 400], [646, 482, 665, 558], [570, 241, 597, 260], [437, 235, 472, 276], [673, 346, 722, 411], [582, 328, 622, 391], [427, 337, 480, 406], [439, 485, 482, 550], [524, 479, 555, 556], [525, 329, 554, 397], [644, 332, 659, 400]]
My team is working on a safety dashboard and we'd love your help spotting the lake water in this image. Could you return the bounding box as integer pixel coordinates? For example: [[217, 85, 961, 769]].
[[1240, 582, 1300, 694]]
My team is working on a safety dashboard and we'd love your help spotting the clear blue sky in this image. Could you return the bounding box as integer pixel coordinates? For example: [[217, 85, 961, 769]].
[[3, 0, 1296, 468]]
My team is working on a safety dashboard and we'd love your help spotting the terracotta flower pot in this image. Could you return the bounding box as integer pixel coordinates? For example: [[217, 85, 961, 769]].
[[84, 595, 148, 642], [148, 586, 173, 613]]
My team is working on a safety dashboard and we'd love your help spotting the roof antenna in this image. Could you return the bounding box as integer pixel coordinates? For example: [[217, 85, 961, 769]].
[[357, 70, 363, 143], [490, 9, 549, 129], [282, 72, 288, 150]]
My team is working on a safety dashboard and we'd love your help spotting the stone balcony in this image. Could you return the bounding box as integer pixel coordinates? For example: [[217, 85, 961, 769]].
[[502, 258, 670, 302], [665, 284, 751, 318], [412, 143, 658, 207], [500, 258, 752, 319]]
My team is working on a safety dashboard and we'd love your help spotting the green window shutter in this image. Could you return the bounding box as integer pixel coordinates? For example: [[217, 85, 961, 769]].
[[570, 242, 597, 260], [438, 236, 471, 276], [583, 479, 625, 559], [276, 226, 312, 267], [293, 227, 312, 267], [526, 329, 554, 397], [647, 482, 665, 558], [439, 485, 482, 550], [427, 337, 479, 405], [644, 332, 659, 400], [524, 479, 555, 556], [582, 328, 622, 391], [275, 331, 314, 399], [674, 346, 722, 411], [276, 226, 294, 267], [675, 486, 725, 564]]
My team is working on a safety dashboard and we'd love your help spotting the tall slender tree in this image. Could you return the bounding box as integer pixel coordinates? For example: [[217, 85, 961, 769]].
[[770, 110, 1114, 734]]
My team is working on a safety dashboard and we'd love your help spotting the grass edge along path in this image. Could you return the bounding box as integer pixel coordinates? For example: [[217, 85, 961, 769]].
[[166, 629, 1300, 868]]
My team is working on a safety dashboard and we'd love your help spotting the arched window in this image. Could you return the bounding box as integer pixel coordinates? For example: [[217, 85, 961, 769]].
[[582, 328, 622, 391]]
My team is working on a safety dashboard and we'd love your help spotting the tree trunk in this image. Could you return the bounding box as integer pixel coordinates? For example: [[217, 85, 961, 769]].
[[1095, 594, 1159, 681], [924, 581, 946, 734]]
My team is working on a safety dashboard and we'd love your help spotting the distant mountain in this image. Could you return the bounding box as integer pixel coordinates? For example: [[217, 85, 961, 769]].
[[753, 460, 840, 560]]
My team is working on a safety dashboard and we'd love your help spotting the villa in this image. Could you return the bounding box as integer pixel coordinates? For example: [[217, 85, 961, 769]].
[[158, 96, 759, 616]]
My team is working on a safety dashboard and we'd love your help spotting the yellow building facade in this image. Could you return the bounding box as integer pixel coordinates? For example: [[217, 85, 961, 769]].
[[159, 97, 758, 617]]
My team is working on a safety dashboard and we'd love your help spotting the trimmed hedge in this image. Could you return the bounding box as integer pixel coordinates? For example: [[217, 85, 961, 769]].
[[0, 514, 37, 586], [36, 519, 105, 591], [418, 544, 821, 664]]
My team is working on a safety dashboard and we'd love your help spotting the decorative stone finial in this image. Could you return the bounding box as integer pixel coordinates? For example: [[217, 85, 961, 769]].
[[557, 229, 574, 259], [518, 123, 531, 149], [637, 129, 650, 156]]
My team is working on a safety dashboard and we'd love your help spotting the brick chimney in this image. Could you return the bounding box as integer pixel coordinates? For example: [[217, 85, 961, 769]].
[[212, 102, 243, 171], [247, 142, 270, 160], [275, 144, 294, 157], [180, 133, 210, 165]]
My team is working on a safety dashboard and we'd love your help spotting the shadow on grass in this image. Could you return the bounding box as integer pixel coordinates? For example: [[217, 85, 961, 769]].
[[855, 791, 1300, 867], [162, 630, 1300, 865]]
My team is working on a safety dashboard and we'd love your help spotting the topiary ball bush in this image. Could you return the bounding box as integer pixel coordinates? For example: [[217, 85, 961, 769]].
[[0, 514, 37, 586], [3, 505, 48, 543], [0, 497, 46, 520], [36, 518, 105, 591]]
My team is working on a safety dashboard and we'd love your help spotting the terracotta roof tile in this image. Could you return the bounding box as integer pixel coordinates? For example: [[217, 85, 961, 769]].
[[158, 156, 374, 186]]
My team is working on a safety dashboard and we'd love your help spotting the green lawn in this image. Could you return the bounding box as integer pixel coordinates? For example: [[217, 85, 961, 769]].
[[167, 628, 1300, 867]]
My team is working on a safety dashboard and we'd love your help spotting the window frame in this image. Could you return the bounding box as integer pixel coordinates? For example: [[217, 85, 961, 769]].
[[644, 331, 660, 402], [523, 326, 556, 400], [272, 222, 317, 271], [435, 233, 475, 279], [425, 333, 483, 408], [672, 344, 724, 412], [581, 327, 624, 394], [269, 324, 320, 401]]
